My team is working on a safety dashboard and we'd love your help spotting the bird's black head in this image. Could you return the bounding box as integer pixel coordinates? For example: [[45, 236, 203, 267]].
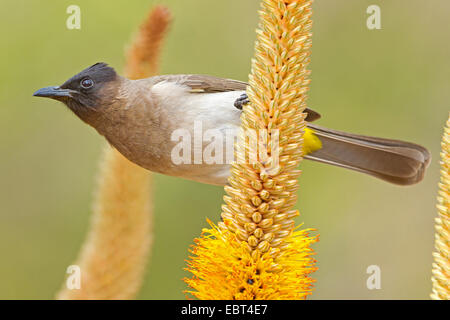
[[33, 63, 119, 117]]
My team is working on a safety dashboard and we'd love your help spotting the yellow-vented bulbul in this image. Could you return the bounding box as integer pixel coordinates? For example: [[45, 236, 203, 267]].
[[33, 63, 431, 186]]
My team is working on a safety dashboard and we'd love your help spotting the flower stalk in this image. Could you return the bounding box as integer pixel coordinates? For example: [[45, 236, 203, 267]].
[[185, 0, 317, 300], [57, 6, 171, 300], [431, 115, 450, 300]]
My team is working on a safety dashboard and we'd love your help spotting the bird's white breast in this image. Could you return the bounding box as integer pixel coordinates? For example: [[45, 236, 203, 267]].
[[148, 81, 244, 185]]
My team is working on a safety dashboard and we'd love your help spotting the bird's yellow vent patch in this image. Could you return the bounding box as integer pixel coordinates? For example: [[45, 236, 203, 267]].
[[303, 127, 322, 155]]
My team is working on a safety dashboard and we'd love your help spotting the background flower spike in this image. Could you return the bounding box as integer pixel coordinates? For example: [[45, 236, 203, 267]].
[[56, 5, 171, 300], [431, 114, 450, 300]]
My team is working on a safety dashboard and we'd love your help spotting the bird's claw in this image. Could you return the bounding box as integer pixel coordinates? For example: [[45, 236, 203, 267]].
[[234, 93, 250, 110]]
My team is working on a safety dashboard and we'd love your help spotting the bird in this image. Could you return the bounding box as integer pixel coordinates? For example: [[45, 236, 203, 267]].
[[33, 62, 430, 186]]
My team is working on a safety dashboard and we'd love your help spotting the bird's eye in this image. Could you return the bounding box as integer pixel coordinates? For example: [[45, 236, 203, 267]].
[[80, 78, 94, 89]]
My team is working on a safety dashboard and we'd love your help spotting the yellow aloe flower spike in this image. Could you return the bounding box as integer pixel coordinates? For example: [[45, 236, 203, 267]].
[[431, 114, 450, 300], [185, 0, 317, 300], [56, 6, 171, 300]]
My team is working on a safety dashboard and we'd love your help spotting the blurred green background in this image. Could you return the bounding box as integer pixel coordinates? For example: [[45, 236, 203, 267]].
[[0, 0, 449, 299]]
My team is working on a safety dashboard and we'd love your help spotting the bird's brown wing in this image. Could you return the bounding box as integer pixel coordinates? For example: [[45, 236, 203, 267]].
[[182, 74, 249, 93], [153, 74, 321, 122]]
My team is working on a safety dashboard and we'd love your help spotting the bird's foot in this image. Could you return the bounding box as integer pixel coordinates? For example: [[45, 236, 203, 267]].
[[234, 93, 250, 110]]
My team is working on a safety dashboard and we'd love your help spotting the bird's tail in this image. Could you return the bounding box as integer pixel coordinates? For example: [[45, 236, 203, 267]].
[[304, 124, 431, 185]]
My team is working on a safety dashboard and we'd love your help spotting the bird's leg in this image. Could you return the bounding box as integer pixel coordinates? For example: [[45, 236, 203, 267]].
[[234, 93, 250, 110]]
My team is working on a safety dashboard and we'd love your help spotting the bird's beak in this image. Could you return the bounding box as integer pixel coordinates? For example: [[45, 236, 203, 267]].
[[33, 86, 75, 99]]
